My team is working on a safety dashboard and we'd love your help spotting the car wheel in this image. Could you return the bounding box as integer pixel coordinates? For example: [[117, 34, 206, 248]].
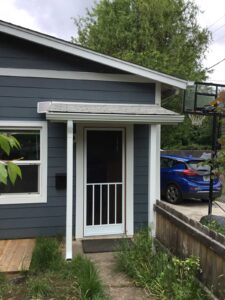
[[166, 184, 182, 204]]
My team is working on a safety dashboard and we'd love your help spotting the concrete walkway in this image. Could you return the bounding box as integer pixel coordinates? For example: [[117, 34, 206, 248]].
[[73, 241, 154, 300]]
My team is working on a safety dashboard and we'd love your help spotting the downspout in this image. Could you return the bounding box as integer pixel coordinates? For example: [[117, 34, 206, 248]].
[[66, 120, 73, 260]]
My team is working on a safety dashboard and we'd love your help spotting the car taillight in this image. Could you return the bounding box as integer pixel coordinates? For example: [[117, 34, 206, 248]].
[[182, 169, 198, 176]]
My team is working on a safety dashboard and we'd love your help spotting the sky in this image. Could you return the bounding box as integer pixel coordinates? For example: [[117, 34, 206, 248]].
[[0, 0, 225, 83]]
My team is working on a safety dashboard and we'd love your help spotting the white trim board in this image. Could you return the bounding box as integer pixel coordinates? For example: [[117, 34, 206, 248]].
[[0, 68, 152, 83], [0, 20, 189, 89]]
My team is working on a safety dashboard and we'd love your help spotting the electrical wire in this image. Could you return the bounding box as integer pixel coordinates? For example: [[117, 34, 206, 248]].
[[211, 22, 225, 34], [213, 32, 225, 43], [207, 57, 225, 70], [208, 13, 225, 29]]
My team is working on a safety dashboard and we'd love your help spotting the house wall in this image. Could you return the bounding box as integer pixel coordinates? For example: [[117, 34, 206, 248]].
[[134, 125, 149, 231], [0, 34, 151, 238]]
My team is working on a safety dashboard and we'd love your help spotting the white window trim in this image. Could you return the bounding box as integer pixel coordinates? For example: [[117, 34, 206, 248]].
[[75, 123, 134, 239], [0, 121, 48, 204]]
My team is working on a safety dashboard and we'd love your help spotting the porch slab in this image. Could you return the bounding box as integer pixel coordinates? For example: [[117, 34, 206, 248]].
[[0, 239, 35, 273]]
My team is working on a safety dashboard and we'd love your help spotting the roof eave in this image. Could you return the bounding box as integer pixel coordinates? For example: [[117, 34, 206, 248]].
[[0, 21, 188, 89]]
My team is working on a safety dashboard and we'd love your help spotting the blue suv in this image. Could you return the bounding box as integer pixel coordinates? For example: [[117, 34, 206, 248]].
[[161, 154, 222, 204]]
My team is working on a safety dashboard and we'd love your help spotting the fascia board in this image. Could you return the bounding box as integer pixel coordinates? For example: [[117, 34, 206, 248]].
[[45, 112, 184, 124]]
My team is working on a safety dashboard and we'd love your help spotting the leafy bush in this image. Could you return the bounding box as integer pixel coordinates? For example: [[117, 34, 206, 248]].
[[30, 237, 63, 273], [115, 228, 209, 300]]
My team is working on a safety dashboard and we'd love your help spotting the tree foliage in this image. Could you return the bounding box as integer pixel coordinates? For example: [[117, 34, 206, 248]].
[[73, 0, 212, 150], [0, 134, 22, 185], [73, 0, 211, 81]]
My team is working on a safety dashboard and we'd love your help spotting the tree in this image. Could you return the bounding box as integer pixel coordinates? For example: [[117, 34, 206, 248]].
[[73, 0, 211, 81], [0, 134, 22, 185], [73, 0, 212, 150]]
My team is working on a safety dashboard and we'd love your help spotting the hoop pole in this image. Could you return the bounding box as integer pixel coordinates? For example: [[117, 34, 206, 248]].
[[208, 113, 217, 215]]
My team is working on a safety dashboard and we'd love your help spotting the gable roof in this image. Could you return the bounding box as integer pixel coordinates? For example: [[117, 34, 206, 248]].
[[0, 20, 189, 89]]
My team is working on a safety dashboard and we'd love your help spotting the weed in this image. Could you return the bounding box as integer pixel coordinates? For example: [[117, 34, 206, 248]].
[[27, 276, 52, 299], [0, 272, 7, 298], [0, 238, 109, 300], [30, 237, 63, 273], [64, 254, 109, 300], [115, 228, 209, 300], [202, 219, 225, 236]]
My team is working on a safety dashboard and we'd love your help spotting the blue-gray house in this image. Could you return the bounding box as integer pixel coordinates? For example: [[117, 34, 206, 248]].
[[0, 20, 187, 258]]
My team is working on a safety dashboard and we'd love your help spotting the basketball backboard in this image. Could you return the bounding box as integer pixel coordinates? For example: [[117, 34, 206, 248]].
[[183, 82, 225, 114]]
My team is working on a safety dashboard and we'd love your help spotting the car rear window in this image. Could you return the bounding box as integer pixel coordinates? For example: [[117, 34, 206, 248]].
[[187, 160, 210, 173]]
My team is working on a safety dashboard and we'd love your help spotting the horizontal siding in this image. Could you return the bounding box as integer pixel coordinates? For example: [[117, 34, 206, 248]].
[[0, 78, 155, 114], [0, 227, 64, 239], [0, 35, 155, 238], [0, 76, 153, 238], [0, 32, 126, 74], [133, 125, 149, 231]]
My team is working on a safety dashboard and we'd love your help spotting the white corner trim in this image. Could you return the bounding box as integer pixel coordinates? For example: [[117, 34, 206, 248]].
[[148, 124, 160, 237], [0, 68, 152, 83], [126, 125, 134, 236], [75, 124, 84, 239], [0, 21, 188, 89], [0, 120, 48, 205]]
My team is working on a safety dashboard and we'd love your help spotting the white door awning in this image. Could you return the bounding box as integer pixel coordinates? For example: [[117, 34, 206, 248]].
[[37, 101, 184, 124]]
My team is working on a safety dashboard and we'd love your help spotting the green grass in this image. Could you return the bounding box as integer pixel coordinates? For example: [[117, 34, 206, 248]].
[[27, 276, 52, 299], [1, 237, 109, 300], [115, 228, 210, 300], [30, 237, 63, 273], [63, 255, 109, 300], [0, 272, 7, 298]]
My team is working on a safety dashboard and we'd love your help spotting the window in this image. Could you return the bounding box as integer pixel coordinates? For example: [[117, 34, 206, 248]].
[[161, 158, 173, 168], [0, 121, 47, 204]]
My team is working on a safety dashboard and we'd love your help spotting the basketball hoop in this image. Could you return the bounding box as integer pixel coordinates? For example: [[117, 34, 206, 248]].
[[188, 114, 206, 126]]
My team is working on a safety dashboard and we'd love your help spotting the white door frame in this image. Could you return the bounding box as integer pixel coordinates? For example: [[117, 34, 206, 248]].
[[75, 123, 134, 239], [84, 127, 125, 237]]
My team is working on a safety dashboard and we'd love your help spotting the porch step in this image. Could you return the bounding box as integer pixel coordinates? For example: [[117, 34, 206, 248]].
[[0, 239, 35, 273]]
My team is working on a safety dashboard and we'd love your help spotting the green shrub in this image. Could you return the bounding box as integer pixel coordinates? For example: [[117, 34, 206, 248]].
[[30, 237, 63, 273], [115, 228, 209, 300], [64, 254, 109, 300]]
